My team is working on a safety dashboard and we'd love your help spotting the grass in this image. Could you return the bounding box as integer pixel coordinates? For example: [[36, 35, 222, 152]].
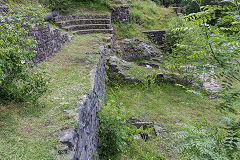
[[0, 33, 108, 160], [113, 0, 176, 40], [58, 1, 110, 16], [105, 82, 231, 159]]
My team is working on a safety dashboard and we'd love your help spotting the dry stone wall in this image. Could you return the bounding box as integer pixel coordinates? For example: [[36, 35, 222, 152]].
[[72, 50, 106, 160], [0, 5, 70, 65], [111, 4, 130, 23], [28, 22, 70, 65]]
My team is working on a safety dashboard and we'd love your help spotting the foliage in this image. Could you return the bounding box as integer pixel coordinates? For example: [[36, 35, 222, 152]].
[[97, 100, 129, 159], [112, 20, 142, 40], [97, 96, 166, 159], [175, 118, 240, 160], [152, 0, 221, 14], [0, 34, 106, 160], [163, 0, 240, 159], [163, 1, 240, 110], [128, 0, 175, 30], [39, 0, 110, 13], [112, 0, 175, 40], [39, 0, 73, 12], [0, 4, 48, 103]]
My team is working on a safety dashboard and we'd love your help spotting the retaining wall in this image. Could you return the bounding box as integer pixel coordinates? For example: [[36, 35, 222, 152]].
[[111, 4, 130, 23], [28, 22, 70, 65], [0, 5, 70, 65], [73, 50, 106, 160]]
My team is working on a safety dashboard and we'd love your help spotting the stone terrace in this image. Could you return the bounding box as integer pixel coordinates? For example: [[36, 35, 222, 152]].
[[54, 14, 113, 35]]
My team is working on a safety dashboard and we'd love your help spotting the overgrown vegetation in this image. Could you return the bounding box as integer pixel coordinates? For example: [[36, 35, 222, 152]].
[[162, 0, 240, 159], [97, 91, 166, 160], [38, 0, 110, 13], [113, 0, 176, 40], [152, 0, 221, 14], [0, 3, 48, 103], [1, 0, 239, 159], [0, 34, 106, 159], [98, 79, 233, 159]]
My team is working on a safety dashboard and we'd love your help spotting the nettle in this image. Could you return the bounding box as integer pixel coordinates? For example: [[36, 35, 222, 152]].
[[163, 0, 240, 159], [0, 4, 48, 103]]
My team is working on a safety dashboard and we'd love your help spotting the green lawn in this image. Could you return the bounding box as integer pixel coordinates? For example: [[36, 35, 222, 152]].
[[0, 34, 108, 160], [105, 82, 231, 159]]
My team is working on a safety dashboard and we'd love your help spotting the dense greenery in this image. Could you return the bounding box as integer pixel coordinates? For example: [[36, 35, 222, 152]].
[[0, 4, 48, 103], [163, 0, 240, 159], [113, 0, 175, 40], [152, 0, 221, 14], [39, 0, 110, 13], [0, 0, 239, 159], [97, 89, 166, 160]]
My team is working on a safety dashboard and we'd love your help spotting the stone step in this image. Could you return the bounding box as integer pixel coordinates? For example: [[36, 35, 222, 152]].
[[56, 19, 111, 28], [64, 24, 111, 31], [54, 15, 111, 22], [74, 28, 114, 35]]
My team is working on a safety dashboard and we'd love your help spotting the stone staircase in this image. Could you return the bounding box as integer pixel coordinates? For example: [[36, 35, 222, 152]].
[[54, 15, 113, 35]]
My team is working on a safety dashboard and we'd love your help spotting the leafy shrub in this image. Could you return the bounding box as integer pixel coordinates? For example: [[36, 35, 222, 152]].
[[152, 0, 221, 14], [164, 1, 240, 159], [39, 0, 110, 13], [0, 4, 48, 103], [175, 120, 240, 160], [97, 98, 166, 159], [97, 100, 128, 159], [39, 0, 73, 13]]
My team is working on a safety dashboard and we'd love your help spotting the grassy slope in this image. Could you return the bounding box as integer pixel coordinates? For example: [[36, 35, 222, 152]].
[[0, 34, 108, 160], [113, 0, 176, 40], [105, 83, 230, 159]]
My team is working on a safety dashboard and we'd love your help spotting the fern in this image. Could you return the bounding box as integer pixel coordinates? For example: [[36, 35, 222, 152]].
[[175, 123, 240, 160]]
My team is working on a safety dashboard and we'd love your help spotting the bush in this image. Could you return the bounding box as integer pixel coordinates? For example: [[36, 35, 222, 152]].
[[0, 4, 48, 103], [175, 120, 240, 160], [39, 0, 73, 13], [97, 100, 128, 159], [97, 98, 166, 159], [39, 0, 110, 13], [164, 2, 240, 159], [152, 0, 221, 14]]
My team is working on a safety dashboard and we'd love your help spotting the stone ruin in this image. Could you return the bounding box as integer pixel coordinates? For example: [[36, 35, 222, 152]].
[[0, 5, 71, 65], [111, 4, 130, 23], [171, 7, 182, 16]]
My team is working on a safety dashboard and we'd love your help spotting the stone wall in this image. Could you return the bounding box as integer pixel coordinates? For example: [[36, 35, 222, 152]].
[[171, 7, 182, 16], [0, 5, 70, 65], [28, 22, 70, 65], [111, 4, 130, 23], [73, 50, 106, 160], [142, 30, 166, 45]]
